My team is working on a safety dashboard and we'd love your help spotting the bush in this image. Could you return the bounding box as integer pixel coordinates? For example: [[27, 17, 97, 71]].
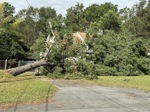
[[76, 60, 98, 79], [87, 30, 150, 76], [47, 67, 64, 79]]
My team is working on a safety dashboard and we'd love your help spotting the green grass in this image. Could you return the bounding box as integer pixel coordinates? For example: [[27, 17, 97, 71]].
[[85, 76, 150, 91], [0, 70, 57, 108]]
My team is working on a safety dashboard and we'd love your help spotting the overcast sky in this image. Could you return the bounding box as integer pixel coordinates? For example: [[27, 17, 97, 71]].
[[0, 0, 139, 16]]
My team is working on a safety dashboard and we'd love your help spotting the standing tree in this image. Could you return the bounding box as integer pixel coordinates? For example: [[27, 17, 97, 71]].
[[84, 2, 118, 24], [122, 0, 150, 38], [65, 2, 88, 32], [98, 10, 122, 32], [16, 7, 39, 46], [0, 2, 29, 60]]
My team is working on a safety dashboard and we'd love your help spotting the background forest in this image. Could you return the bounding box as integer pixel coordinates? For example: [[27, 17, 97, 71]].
[[0, 0, 150, 79]]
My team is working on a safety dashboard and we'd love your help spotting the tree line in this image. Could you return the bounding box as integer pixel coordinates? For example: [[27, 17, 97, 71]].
[[0, 1, 150, 77]]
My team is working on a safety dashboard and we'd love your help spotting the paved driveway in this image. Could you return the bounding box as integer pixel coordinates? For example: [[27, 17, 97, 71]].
[[1, 79, 150, 112]]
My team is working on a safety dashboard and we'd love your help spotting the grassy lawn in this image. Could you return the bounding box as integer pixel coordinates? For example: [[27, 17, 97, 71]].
[[0, 70, 57, 109], [85, 76, 150, 91]]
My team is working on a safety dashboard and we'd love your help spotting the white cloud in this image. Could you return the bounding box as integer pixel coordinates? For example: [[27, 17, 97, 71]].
[[0, 0, 139, 16]]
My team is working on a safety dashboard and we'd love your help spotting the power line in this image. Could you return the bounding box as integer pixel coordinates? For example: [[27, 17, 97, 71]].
[[26, 0, 32, 7], [25, 0, 57, 97]]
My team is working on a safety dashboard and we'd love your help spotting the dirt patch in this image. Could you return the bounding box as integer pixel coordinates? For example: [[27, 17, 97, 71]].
[[127, 93, 137, 97], [0, 98, 55, 110]]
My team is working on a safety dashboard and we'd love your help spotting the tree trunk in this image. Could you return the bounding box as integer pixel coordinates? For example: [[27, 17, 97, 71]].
[[7, 60, 49, 76]]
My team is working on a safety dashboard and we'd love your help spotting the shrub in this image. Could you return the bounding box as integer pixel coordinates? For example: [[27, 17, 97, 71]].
[[87, 29, 150, 76]]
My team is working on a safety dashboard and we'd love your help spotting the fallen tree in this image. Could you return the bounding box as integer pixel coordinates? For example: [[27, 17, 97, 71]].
[[7, 21, 56, 76], [7, 60, 48, 76], [6, 21, 90, 76]]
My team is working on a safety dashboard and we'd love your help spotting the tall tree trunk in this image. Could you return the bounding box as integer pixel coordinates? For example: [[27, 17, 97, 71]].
[[7, 60, 48, 76]]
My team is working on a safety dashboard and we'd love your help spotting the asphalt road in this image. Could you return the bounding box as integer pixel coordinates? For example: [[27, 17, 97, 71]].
[[1, 79, 150, 112]]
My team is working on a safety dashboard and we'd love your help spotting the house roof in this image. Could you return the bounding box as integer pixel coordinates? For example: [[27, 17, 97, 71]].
[[63, 31, 92, 50], [72, 32, 92, 44]]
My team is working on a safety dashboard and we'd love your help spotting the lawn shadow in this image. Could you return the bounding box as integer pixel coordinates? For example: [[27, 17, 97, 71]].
[[4, 77, 56, 112], [0, 77, 34, 83], [45, 79, 56, 112], [13, 79, 32, 112]]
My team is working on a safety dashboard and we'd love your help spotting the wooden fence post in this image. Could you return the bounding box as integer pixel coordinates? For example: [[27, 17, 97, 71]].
[[5, 59, 7, 70], [18, 60, 21, 67]]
